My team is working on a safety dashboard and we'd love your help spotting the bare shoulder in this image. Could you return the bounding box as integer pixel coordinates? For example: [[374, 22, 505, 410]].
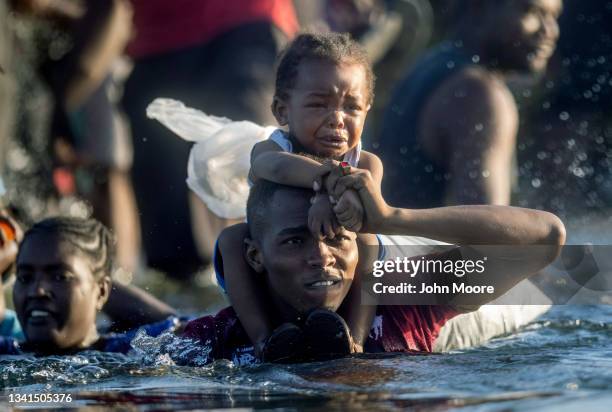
[[357, 150, 384, 184], [251, 139, 284, 160], [357, 150, 383, 171], [430, 66, 517, 117], [422, 66, 518, 141]]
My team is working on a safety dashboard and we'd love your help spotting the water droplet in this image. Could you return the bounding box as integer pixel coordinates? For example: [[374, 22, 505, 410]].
[[475, 123, 484, 132], [522, 89, 532, 98], [542, 101, 551, 109], [471, 55, 480, 63], [531, 178, 541, 188], [469, 171, 478, 179], [559, 112, 570, 121], [482, 170, 490, 178], [399, 146, 408, 154], [447, 61, 456, 69]]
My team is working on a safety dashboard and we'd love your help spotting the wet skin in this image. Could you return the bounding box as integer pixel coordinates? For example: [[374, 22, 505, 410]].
[[245, 188, 359, 319], [273, 59, 371, 160], [483, 0, 562, 73], [13, 233, 110, 353]]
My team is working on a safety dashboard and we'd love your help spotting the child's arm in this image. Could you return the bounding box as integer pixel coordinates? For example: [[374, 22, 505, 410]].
[[250, 140, 331, 188], [333, 151, 384, 351], [218, 223, 274, 356], [337, 233, 379, 352]]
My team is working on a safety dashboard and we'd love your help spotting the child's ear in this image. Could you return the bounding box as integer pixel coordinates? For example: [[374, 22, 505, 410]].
[[96, 276, 112, 311], [271, 96, 289, 126], [244, 238, 265, 274]]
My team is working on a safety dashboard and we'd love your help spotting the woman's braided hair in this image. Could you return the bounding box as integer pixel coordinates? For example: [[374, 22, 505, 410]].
[[275, 31, 375, 104], [19, 217, 114, 280]]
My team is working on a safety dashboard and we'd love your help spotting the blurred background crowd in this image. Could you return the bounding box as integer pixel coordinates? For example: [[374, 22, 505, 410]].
[[1, 0, 611, 310]]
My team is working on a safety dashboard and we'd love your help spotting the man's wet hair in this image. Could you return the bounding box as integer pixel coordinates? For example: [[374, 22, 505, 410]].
[[275, 31, 375, 104], [246, 180, 312, 241], [18, 217, 114, 280]]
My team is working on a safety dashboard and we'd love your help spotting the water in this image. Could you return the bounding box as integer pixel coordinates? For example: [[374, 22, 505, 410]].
[[1, 305, 612, 411]]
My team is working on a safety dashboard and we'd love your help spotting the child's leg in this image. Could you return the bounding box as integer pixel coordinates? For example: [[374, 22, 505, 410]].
[[218, 223, 274, 356], [337, 233, 379, 352]]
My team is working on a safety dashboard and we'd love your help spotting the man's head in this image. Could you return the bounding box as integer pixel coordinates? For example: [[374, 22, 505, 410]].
[[14, 217, 113, 353], [245, 180, 359, 317], [457, 0, 562, 73]]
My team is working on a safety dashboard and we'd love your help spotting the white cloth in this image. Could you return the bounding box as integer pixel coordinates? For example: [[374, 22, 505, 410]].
[[147, 98, 364, 219], [376, 235, 551, 352], [147, 98, 276, 219]]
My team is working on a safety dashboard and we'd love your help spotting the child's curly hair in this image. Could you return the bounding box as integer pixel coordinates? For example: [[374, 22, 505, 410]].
[[275, 32, 375, 104], [19, 217, 114, 280]]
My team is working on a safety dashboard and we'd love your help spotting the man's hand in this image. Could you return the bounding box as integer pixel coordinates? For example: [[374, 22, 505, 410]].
[[308, 193, 342, 239], [326, 165, 391, 233], [333, 189, 363, 232]]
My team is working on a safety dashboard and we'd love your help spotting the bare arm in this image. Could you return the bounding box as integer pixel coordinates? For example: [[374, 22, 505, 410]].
[[103, 283, 177, 330], [64, 0, 133, 110], [331, 167, 566, 303], [218, 223, 274, 355], [250, 140, 331, 188], [421, 68, 518, 205]]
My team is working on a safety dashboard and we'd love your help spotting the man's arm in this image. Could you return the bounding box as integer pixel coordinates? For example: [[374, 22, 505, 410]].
[[331, 167, 566, 304], [103, 283, 177, 330], [421, 67, 518, 205]]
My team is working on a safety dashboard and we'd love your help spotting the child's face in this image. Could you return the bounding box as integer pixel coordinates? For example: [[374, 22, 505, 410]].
[[273, 59, 371, 159], [13, 233, 110, 352]]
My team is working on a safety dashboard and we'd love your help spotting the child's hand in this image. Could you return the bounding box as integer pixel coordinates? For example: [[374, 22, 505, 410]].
[[308, 193, 341, 239], [313, 161, 336, 193], [333, 189, 363, 232]]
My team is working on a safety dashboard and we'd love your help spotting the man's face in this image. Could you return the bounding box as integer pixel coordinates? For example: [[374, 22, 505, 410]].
[[487, 0, 562, 73], [13, 233, 108, 352], [274, 59, 370, 160], [249, 189, 359, 315]]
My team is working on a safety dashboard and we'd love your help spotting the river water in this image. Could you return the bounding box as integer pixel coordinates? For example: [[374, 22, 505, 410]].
[[1, 304, 611, 411]]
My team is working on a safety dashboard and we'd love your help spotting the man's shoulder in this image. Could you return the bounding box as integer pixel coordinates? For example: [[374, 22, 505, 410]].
[[435, 66, 511, 106], [182, 307, 257, 365], [182, 307, 239, 343], [368, 305, 460, 353]]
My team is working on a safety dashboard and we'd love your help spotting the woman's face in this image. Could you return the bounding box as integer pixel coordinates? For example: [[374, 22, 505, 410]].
[[13, 233, 109, 353]]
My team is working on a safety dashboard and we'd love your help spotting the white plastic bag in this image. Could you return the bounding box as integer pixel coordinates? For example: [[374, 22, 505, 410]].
[[147, 98, 276, 219]]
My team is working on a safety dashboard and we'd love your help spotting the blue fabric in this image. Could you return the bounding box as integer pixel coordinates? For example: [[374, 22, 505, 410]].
[[0, 336, 20, 355], [0, 316, 190, 355], [0, 310, 24, 340], [372, 42, 474, 208]]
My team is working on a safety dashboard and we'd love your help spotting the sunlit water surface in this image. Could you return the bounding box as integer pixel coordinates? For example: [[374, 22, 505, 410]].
[[1, 305, 611, 411]]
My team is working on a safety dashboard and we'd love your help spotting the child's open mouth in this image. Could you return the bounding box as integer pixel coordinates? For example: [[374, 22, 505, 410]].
[[319, 137, 348, 149]]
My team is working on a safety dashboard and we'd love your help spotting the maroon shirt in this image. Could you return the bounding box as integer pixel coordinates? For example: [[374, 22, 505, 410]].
[[182, 305, 459, 365]]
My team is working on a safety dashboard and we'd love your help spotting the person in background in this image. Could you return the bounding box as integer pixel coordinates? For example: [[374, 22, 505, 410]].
[[0, 216, 179, 355], [122, 0, 299, 279], [373, 0, 562, 208]]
